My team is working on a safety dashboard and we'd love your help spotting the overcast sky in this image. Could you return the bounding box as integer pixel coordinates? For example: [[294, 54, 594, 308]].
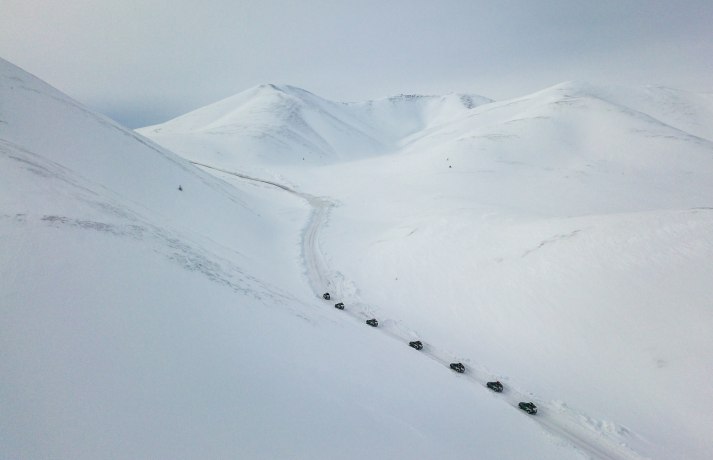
[[2, 0, 712, 128]]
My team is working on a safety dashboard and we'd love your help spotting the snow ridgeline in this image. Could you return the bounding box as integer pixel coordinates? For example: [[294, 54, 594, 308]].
[[138, 84, 494, 171]]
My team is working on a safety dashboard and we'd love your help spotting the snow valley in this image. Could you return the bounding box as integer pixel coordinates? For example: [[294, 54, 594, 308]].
[[3, 57, 713, 459]]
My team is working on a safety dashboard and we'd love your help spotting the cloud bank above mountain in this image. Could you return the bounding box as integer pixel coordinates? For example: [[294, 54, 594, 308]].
[[1, 0, 712, 128]]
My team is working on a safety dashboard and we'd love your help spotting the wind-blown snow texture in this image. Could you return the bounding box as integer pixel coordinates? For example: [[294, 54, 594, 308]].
[[3, 56, 713, 459]]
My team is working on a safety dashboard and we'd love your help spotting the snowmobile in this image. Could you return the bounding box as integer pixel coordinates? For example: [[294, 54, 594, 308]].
[[518, 402, 537, 414], [366, 318, 378, 327], [449, 362, 465, 373], [334, 302, 345, 310], [486, 381, 504, 392], [323, 292, 330, 300], [409, 340, 423, 350]]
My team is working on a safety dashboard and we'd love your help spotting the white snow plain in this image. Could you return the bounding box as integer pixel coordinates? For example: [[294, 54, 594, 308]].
[[3, 56, 713, 459]]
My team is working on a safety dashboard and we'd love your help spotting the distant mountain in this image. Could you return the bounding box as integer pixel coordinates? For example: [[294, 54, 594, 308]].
[[138, 84, 493, 169], [395, 81, 713, 191], [140, 81, 713, 186]]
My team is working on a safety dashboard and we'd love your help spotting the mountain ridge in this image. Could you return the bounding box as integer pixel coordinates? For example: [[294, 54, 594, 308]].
[[139, 81, 713, 176]]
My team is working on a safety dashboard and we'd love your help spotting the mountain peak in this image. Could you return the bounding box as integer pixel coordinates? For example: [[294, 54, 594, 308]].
[[251, 83, 318, 99]]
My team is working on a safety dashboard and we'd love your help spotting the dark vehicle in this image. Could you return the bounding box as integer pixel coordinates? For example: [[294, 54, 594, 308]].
[[409, 340, 423, 350], [334, 302, 345, 310], [366, 318, 378, 327], [450, 362, 465, 373], [518, 402, 537, 414], [486, 381, 504, 392], [323, 292, 331, 300]]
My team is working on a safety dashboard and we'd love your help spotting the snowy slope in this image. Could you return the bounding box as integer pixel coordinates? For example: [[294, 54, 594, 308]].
[[143, 81, 713, 459], [1, 59, 587, 460]]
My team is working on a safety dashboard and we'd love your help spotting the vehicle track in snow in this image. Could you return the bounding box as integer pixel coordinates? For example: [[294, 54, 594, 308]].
[[190, 162, 335, 295], [192, 161, 649, 460]]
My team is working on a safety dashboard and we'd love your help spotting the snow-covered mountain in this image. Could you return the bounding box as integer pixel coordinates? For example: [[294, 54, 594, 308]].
[[1, 59, 579, 460], [142, 80, 713, 460], [139, 84, 492, 169], [4, 53, 713, 460]]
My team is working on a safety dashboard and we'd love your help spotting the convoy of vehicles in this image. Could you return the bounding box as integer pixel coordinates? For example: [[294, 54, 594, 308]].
[[324, 291, 537, 416]]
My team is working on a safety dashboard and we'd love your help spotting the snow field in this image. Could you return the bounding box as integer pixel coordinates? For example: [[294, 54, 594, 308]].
[[1, 57, 580, 459], [143, 78, 713, 458], [5, 54, 713, 458]]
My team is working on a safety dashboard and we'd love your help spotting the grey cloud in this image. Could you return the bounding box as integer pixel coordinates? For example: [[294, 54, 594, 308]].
[[1, 0, 711, 128]]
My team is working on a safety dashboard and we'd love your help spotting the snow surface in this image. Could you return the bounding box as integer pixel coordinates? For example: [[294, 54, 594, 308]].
[[3, 54, 713, 459], [141, 80, 713, 459], [1, 59, 576, 459]]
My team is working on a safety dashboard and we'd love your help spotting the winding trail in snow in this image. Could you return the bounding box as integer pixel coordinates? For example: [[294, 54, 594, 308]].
[[190, 162, 334, 294], [192, 161, 648, 460]]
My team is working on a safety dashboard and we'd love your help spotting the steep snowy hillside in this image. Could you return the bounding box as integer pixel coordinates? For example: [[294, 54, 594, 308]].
[[1, 59, 588, 460], [143, 81, 713, 459]]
